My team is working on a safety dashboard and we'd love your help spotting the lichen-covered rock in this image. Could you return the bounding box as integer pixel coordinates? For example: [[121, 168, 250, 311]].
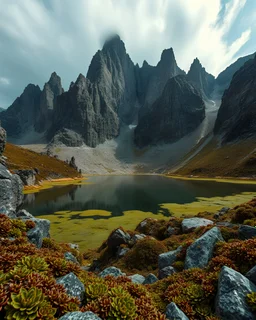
[[128, 274, 145, 284], [59, 311, 102, 320], [131, 233, 146, 244], [116, 247, 130, 258], [215, 266, 256, 320], [99, 267, 125, 278], [246, 265, 256, 285], [239, 225, 256, 240], [181, 217, 213, 233], [16, 209, 34, 218], [57, 272, 85, 301], [166, 302, 189, 320], [0, 125, 6, 155], [65, 252, 79, 264], [27, 226, 43, 248], [14, 169, 36, 186], [158, 266, 176, 280], [158, 246, 182, 269], [143, 273, 158, 285], [0, 165, 23, 217], [107, 228, 131, 248], [184, 227, 223, 269]]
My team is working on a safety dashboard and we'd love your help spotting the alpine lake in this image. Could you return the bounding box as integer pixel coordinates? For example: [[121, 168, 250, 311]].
[[22, 175, 256, 251]]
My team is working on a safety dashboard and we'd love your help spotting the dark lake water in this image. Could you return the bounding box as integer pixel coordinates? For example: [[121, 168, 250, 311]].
[[22, 175, 256, 218]]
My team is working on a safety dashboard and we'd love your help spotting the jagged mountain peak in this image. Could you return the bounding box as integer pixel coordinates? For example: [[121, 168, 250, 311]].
[[158, 48, 176, 68], [102, 34, 125, 52], [24, 83, 41, 93]]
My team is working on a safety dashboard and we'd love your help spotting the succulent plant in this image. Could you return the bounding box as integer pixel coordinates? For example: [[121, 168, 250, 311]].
[[247, 292, 256, 312], [85, 283, 108, 301], [16, 256, 49, 274], [5, 287, 47, 320]]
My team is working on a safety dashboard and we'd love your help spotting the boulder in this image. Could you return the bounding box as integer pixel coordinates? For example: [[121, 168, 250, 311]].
[[11, 174, 24, 208], [158, 266, 176, 279], [246, 265, 256, 285], [143, 273, 158, 285], [215, 266, 256, 320], [131, 233, 146, 244], [59, 311, 102, 320], [158, 246, 182, 270], [116, 247, 130, 258], [128, 274, 145, 284], [166, 226, 176, 237], [184, 227, 223, 269], [57, 272, 85, 301], [22, 217, 50, 238], [166, 302, 189, 320], [107, 229, 131, 248], [181, 217, 213, 233], [0, 164, 12, 179], [239, 225, 256, 240], [64, 252, 79, 264], [0, 125, 6, 155], [27, 226, 43, 248], [16, 209, 34, 219], [14, 169, 36, 186], [99, 267, 125, 278]]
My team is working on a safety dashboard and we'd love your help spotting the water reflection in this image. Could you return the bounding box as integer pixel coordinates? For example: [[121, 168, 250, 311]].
[[22, 176, 256, 219]]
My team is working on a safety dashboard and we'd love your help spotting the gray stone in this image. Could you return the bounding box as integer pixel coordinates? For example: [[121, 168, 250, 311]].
[[16, 209, 34, 219], [131, 233, 146, 244], [219, 207, 230, 215], [65, 252, 79, 264], [0, 164, 12, 179], [246, 265, 256, 285], [143, 273, 158, 285], [166, 302, 189, 320], [239, 225, 256, 240], [166, 226, 176, 237], [49, 128, 84, 147], [184, 227, 223, 269], [11, 174, 23, 208], [14, 169, 36, 186], [158, 246, 182, 269], [0, 125, 6, 156], [69, 243, 79, 250], [128, 274, 145, 284], [27, 226, 43, 248], [59, 311, 102, 320], [158, 266, 176, 279], [57, 272, 85, 301], [107, 228, 131, 248], [117, 247, 130, 258], [181, 217, 213, 233], [23, 217, 50, 238], [99, 267, 125, 278], [215, 266, 256, 320]]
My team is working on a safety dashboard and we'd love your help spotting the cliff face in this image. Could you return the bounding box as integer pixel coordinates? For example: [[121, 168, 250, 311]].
[[49, 35, 138, 147], [214, 55, 256, 142], [134, 75, 205, 147], [187, 58, 215, 99], [216, 53, 255, 93], [0, 84, 41, 137], [35, 72, 64, 132], [136, 49, 185, 117]]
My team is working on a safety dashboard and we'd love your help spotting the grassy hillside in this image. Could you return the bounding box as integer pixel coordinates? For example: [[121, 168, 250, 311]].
[[3, 143, 80, 183], [174, 137, 256, 178]]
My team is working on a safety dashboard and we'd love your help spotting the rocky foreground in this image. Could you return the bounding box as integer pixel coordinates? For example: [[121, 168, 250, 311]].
[[1, 128, 256, 319]]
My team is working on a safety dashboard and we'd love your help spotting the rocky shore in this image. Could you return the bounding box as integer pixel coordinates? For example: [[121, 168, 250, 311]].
[[1, 124, 256, 320]]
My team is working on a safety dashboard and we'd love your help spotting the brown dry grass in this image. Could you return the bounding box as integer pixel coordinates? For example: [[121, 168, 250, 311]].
[[175, 138, 256, 178], [4, 143, 80, 182]]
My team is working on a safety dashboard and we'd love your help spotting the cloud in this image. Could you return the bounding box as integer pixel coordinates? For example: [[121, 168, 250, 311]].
[[0, 0, 254, 108], [0, 77, 10, 85]]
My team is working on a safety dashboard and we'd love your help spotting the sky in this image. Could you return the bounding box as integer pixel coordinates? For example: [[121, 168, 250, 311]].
[[0, 0, 255, 109]]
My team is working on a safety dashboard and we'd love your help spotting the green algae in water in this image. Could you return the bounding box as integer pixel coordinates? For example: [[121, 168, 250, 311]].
[[22, 175, 256, 251]]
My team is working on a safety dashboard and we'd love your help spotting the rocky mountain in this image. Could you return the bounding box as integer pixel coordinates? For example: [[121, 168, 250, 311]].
[[214, 54, 256, 143], [136, 48, 185, 117], [0, 108, 4, 112], [216, 53, 255, 93], [0, 84, 41, 138], [0, 72, 63, 139], [187, 58, 215, 99], [35, 72, 64, 132], [134, 75, 205, 147], [48, 35, 138, 147]]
